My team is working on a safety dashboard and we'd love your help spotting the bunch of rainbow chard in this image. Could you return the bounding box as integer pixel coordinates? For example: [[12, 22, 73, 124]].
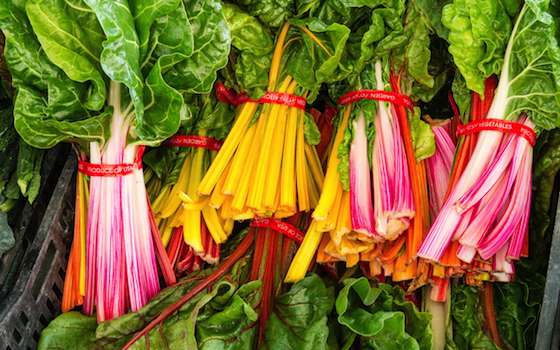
[[0, 0, 231, 321], [287, 0, 447, 283], [419, 0, 560, 282], [196, 13, 350, 220]]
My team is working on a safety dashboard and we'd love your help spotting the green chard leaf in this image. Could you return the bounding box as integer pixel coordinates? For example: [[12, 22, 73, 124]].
[[335, 278, 432, 350], [2, 0, 231, 149], [409, 108, 436, 161], [441, 0, 514, 95], [498, 0, 560, 129], [450, 285, 499, 350], [283, 19, 352, 102], [0, 1, 111, 148], [265, 274, 335, 350], [38, 312, 98, 350], [232, 0, 294, 28], [223, 3, 274, 98], [16, 140, 43, 203]]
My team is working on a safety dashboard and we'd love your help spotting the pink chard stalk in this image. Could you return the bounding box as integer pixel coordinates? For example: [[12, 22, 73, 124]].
[[425, 126, 455, 220], [349, 61, 414, 240], [85, 83, 159, 321]]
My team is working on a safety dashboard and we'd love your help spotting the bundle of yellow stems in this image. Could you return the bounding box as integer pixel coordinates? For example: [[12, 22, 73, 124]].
[[285, 105, 351, 282], [150, 145, 234, 255], [197, 25, 324, 220]]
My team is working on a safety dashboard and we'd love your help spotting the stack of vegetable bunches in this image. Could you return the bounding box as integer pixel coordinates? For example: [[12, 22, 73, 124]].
[[143, 95, 235, 276], [0, 0, 558, 348]]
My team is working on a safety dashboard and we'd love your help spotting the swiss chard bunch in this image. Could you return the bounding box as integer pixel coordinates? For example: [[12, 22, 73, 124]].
[[1, 0, 232, 321]]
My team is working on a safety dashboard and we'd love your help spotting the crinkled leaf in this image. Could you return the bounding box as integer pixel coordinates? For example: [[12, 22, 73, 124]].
[[84, 0, 144, 118], [13, 87, 112, 148], [195, 95, 235, 140], [265, 274, 335, 350], [413, 0, 452, 39], [532, 129, 560, 240], [451, 73, 471, 121], [500, 1, 560, 130], [494, 282, 540, 350], [25, 0, 106, 111], [450, 285, 499, 350], [0, 1, 111, 148], [283, 20, 351, 101], [223, 3, 273, 97], [441, 0, 515, 94], [232, 0, 294, 28], [163, 0, 231, 95], [336, 278, 432, 350], [131, 0, 182, 63], [197, 281, 261, 349]]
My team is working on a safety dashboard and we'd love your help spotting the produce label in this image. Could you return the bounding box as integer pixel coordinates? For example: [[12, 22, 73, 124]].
[[250, 218, 304, 243]]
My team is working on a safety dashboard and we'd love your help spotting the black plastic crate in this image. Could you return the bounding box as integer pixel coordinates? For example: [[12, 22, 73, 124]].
[[0, 146, 70, 298], [0, 154, 75, 350]]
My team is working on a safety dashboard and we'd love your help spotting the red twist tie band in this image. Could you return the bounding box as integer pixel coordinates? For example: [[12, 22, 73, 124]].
[[250, 218, 304, 243], [215, 82, 306, 109], [215, 82, 243, 106], [337, 89, 414, 110], [258, 91, 307, 110], [456, 119, 536, 146], [165, 135, 222, 151], [78, 146, 145, 177]]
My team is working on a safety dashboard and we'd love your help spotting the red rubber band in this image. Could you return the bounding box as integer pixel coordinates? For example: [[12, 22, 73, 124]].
[[259, 91, 306, 110], [456, 119, 536, 146], [250, 218, 304, 243], [337, 89, 414, 110], [78, 146, 145, 177], [215, 82, 306, 110], [165, 135, 222, 151]]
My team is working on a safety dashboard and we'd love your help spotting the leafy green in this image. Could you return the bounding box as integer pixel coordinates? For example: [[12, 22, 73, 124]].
[[449, 285, 499, 350], [16, 140, 43, 203], [0, 0, 111, 148], [498, 0, 560, 130], [441, 0, 515, 95], [451, 73, 471, 121], [39, 246, 256, 350], [1, 0, 231, 149], [409, 108, 436, 161], [197, 281, 261, 349], [283, 19, 352, 101], [265, 274, 335, 350], [304, 112, 321, 145], [38, 312, 98, 350], [222, 3, 274, 97], [232, 0, 294, 28], [414, 0, 452, 39], [335, 278, 432, 350], [494, 281, 540, 350]]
